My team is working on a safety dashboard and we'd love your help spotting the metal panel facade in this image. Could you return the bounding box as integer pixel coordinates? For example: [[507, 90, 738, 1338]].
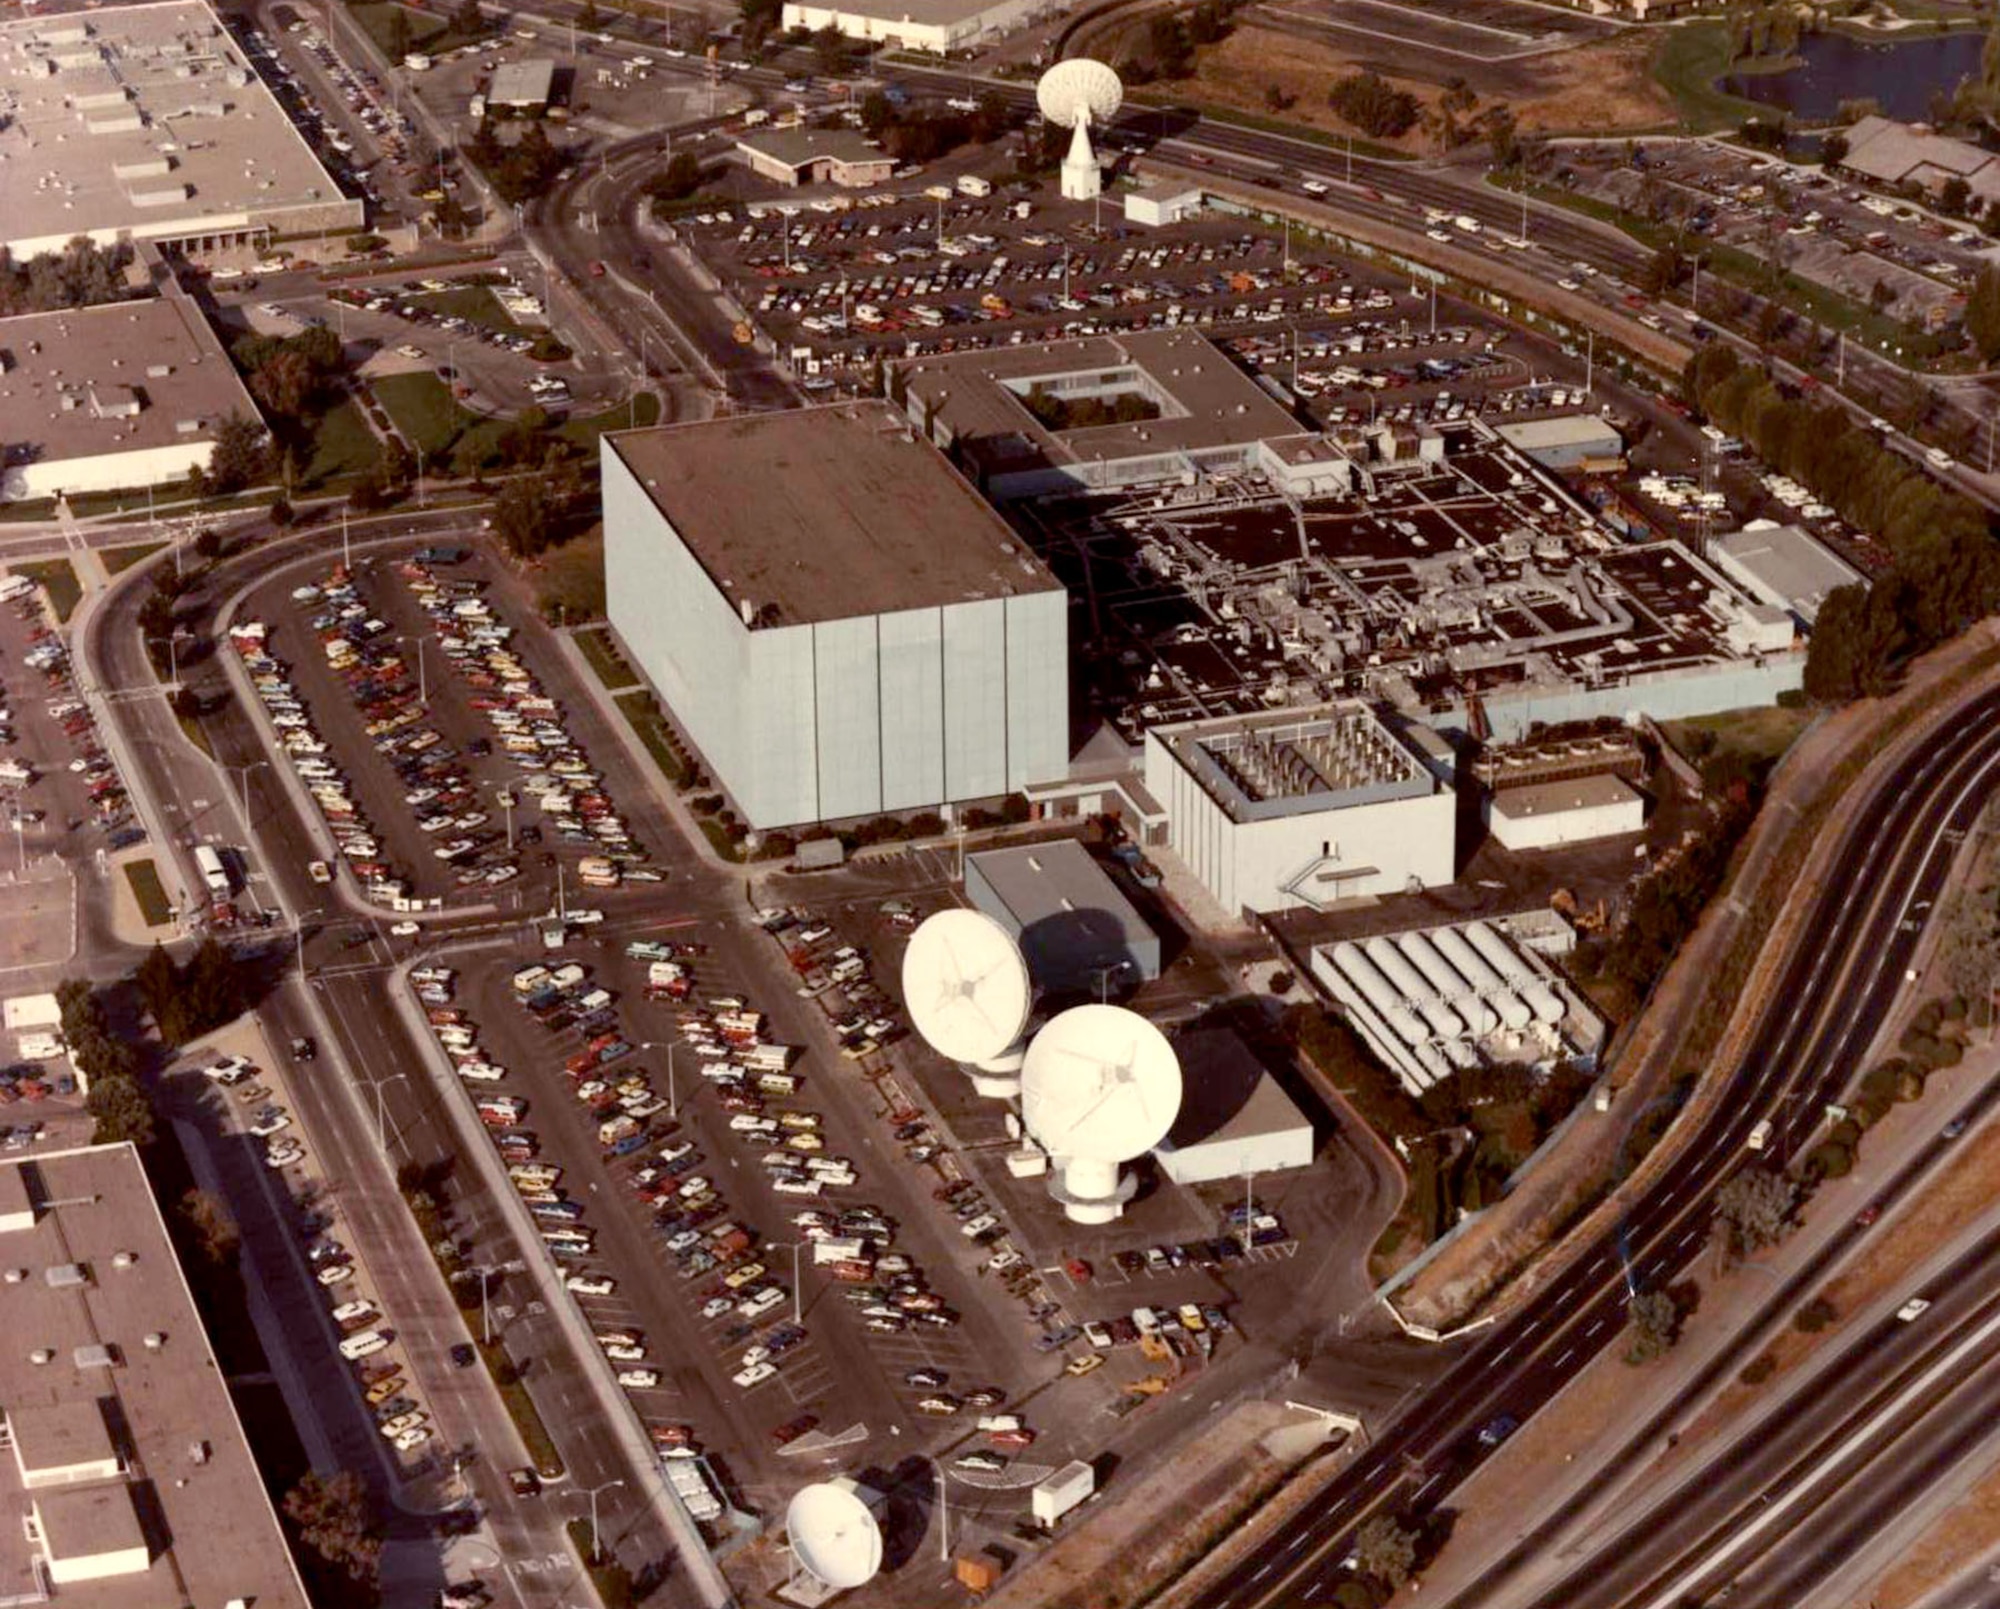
[[748, 625, 821, 826], [941, 600, 1009, 801], [877, 608, 946, 809], [1004, 591, 1069, 794], [811, 615, 883, 821]]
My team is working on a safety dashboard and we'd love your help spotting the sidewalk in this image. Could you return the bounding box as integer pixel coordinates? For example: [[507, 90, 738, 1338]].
[[1391, 622, 2000, 1330]]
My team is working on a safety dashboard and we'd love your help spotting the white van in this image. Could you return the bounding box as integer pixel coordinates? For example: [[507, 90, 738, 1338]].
[[1746, 1119, 1772, 1151], [339, 1329, 391, 1359]]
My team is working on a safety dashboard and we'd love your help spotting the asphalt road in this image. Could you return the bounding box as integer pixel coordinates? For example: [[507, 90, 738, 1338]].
[[1183, 678, 2000, 1608]]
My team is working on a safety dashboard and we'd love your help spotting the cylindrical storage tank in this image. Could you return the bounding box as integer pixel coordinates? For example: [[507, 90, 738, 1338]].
[[1465, 921, 1537, 984], [1332, 943, 1429, 1048], [1435, 929, 1532, 1029], [1366, 937, 1466, 1040], [1414, 1042, 1450, 1088], [1399, 932, 1497, 1036], [1522, 981, 1565, 1025], [1441, 1036, 1479, 1071]]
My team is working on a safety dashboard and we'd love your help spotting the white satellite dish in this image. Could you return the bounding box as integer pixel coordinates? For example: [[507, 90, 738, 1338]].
[[786, 1482, 883, 1592], [903, 909, 1033, 1097], [1021, 1004, 1181, 1224], [1036, 59, 1123, 203]]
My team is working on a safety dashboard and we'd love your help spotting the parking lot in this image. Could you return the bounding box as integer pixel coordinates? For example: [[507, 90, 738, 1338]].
[[232, 547, 660, 912]]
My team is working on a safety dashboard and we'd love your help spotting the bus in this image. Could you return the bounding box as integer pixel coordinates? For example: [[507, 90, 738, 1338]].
[[192, 844, 230, 898]]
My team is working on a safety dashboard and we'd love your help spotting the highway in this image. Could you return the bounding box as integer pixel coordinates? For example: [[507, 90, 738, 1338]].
[[1185, 679, 2000, 1608]]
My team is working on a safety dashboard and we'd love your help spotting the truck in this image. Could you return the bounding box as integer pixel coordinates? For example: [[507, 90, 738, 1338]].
[[598, 1115, 643, 1149], [1746, 1119, 1772, 1151], [578, 856, 621, 889], [193, 843, 231, 898], [812, 1236, 867, 1266], [708, 1221, 754, 1258], [956, 174, 992, 198]]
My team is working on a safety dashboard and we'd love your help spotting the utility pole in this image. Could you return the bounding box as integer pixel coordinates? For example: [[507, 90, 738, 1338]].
[[1585, 329, 1594, 397], [341, 508, 351, 570]]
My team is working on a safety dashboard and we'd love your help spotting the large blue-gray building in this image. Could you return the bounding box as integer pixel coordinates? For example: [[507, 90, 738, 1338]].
[[603, 403, 1069, 830]]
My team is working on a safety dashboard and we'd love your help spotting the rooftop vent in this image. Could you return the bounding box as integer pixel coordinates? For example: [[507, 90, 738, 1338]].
[[141, 1333, 165, 1351], [111, 1250, 135, 1269], [28, 1349, 53, 1366], [73, 1344, 116, 1370], [3, 1268, 25, 1284], [44, 1262, 86, 1288]]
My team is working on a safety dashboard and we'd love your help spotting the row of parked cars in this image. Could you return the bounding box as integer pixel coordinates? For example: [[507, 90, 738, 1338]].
[[398, 558, 654, 879], [0, 590, 139, 850], [330, 277, 549, 364]]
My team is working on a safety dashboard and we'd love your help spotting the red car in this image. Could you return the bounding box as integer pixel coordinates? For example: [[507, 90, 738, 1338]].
[[589, 260, 607, 278], [1065, 1258, 1093, 1284], [771, 1414, 819, 1447]]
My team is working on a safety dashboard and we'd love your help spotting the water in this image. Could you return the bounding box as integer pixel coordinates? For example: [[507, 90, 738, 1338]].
[[1720, 29, 1988, 123]]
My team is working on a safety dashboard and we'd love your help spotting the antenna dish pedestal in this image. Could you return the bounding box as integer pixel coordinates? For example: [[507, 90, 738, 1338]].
[[1061, 118, 1102, 201], [1046, 1155, 1139, 1223], [1020, 1003, 1180, 1226], [1037, 59, 1123, 205]]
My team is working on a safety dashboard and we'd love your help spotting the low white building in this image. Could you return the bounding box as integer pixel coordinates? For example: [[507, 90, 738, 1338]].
[[1125, 182, 1202, 228], [1486, 773, 1645, 851], [0, 297, 263, 502], [1709, 522, 1864, 629], [1153, 1027, 1313, 1185], [781, 0, 1054, 52], [1143, 703, 1457, 917]]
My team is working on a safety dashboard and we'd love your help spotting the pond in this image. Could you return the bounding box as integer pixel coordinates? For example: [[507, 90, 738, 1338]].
[[1720, 29, 1987, 123]]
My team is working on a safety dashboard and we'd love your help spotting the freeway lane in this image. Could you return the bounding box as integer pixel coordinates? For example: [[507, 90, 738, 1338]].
[[1192, 680, 2000, 1609]]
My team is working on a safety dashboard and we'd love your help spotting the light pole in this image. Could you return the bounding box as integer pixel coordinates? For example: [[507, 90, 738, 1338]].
[[464, 1261, 502, 1345], [293, 907, 323, 977], [373, 1071, 410, 1153], [638, 1041, 678, 1117], [498, 787, 516, 850], [926, 1457, 950, 1562], [577, 1479, 625, 1565], [771, 1240, 806, 1324], [148, 635, 180, 693], [225, 760, 269, 827], [400, 634, 428, 703]]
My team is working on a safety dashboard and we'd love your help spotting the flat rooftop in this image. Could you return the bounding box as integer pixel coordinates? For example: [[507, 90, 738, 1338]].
[[966, 839, 1154, 948], [737, 126, 890, 170], [1490, 773, 1641, 820], [0, 296, 260, 471], [1162, 1027, 1311, 1152], [1157, 704, 1436, 823], [791, 0, 1027, 22], [899, 329, 1301, 474], [0, 1143, 309, 1609], [1711, 523, 1863, 627], [488, 56, 555, 106], [0, 0, 354, 255], [1495, 413, 1622, 452], [606, 401, 1060, 627]]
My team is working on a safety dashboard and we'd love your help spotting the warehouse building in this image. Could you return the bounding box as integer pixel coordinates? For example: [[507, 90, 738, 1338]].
[[1495, 413, 1625, 472], [736, 128, 896, 189], [780, 0, 1057, 53], [0, 1143, 309, 1606], [603, 403, 1068, 830], [965, 839, 1160, 995], [1838, 115, 2000, 212], [1486, 773, 1645, 850], [0, 0, 363, 262], [1125, 182, 1204, 228], [1154, 1026, 1314, 1185], [1310, 915, 1606, 1095], [1143, 704, 1458, 916], [0, 296, 263, 502], [1708, 522, 1863, 629]]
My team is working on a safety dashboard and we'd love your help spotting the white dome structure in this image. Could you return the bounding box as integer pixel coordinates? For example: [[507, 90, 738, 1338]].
[[1021, 1004, 1181, 1223], [902, 909, 1034, 1097], [1037, 59, 1124, 203], [786, 1481, 883, 1593]]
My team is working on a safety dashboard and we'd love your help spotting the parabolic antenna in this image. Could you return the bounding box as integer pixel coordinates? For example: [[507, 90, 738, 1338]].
[[1022, 1005, 1182, 1223], [902, 909, 1032, 1066], [1036, 58, 1124, 129], [1036, 59, 1124, 203], [786, 1482, 883, 1592]]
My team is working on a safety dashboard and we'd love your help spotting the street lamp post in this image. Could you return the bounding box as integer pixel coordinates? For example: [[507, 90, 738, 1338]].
[[578, 1479, 625, 1565], [638, 1041, 678, 1117], [373, 1072, 410, 1153], [225, 760, 269, 828], [401, 635, 428, 704], [293, 907, 322, 977], [772, 1240, 807, 1325], [148, 636, 180, 693], [498, 788, 515, 850]]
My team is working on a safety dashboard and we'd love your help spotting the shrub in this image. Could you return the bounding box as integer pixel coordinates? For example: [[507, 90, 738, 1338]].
[[1739, 1352, 1778, 1385], [1793, 1296, 1838, 1333]]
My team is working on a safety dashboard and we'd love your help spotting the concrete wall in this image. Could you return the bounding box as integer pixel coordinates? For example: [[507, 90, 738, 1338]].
[[1156, 1124, 1313, 1185], [3, 439, 213, 501], [606, 441, 1068, 828], [1429, 658, 1805, 744], [1145, 730, 1457, 915]]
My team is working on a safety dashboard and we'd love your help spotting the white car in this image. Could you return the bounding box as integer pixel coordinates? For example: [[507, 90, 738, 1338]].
[[380, 1411, 427, 1436], [390, 921, 421, 937], [248, 1107, 291, 1137], [566, 1274, 616, 1296], [332, 1299, 379, 1326], [601, 1342, 647, 1362], [317, 1262, 356, 1287], [265, 1140, 304, 1168], [732, 1360, 776, 1389], [204, 1054, 255, 1084], [394, 1426, 431, 1451], [617, 1368, 661, 1389], [700, 1296, 733, 1319]]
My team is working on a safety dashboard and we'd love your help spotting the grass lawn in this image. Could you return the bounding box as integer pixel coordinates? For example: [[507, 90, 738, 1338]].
[[304, 396, 381, 488], [16, 559, 80, 623], [614, 688, 689, 789], [122, 858, 173, 928], [1651, 23, 1792, 132], [556, 390, 661, 452], [0, 500, 57, 524], [573, 624, 634, 689], [481, 1340, 565, 1478], [373, 371, 478, 459], [409, 284, 521, 334], [102, 541, 167, 576], [1663, 704, 1814, 779], [350, 1, 456, 58], [534, 529, 607, 625]]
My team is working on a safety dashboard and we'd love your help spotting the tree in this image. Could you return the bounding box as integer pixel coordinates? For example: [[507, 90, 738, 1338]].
[[1711, 1167, 1796, 1255], [170, 686, 201, 722], [859, 90, 895, 136], [1819, 131, 1848, 170], [1328, 70, 1420, 139], [1147, 14, 1193, 78], [450, 0, 484, 37], [250, 347, 317, 420], [1351, 1513, 1419, 1588], [0, 237, 134, 316], [578, 0, 601, 27], [387, 5, 412, 60], [269, 496, 294, 528], [1968, 265, 2000, 363], [86, 1074, 156, 1148], [180, 1188, 240, 1266], [284, 1471, 382, 1585], [205, 414, 268, 495], [812, 22, 848, 73], [1625, 1288, 1682, 1363], [645, 151, 704, 206]]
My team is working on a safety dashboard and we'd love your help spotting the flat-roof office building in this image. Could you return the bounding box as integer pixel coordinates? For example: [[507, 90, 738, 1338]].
[[965, 839, 1161, 995], [603, 403, 1068, 830], [0, 0, 362, 261]]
